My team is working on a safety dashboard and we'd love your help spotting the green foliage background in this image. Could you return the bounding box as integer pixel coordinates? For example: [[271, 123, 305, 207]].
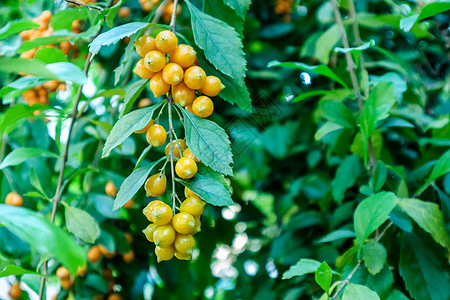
[[0, 0, 449, 299]]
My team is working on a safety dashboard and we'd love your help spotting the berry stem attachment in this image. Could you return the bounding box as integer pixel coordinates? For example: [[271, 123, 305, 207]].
[[167, 95, 177, 215], [169, 0, 179, 32]]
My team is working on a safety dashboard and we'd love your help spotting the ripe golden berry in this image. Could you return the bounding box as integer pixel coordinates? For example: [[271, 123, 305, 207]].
[[143, 223, 158, 242], [151, 203, 173, 225], [200, 76, 225, 97], [172, 212, 196, 234], [155, 30, 178, 53], [76, 264, 87, 277], [175, 157, 198, 179], [105, 181, 118, 197], [146, 124, 167, 146], [153, 224, 176, 247], [145, 174, 167, 197], [144, 50, 166, 72], [133, 58, 154, 79], [87, 245, 102, 262], [60, 278, 72, 290], [143, 200, 165, 221], [192, 96, 214, 118], [43, 80, 59, 91], [123, 199, 134, 209], [155, 245, 175, 262], [184, 66, 206, 90], [56, 266, 70, 281], [175, 251, 192, 260], [172, 82, 195, 107], [8, 283, 22, 299], [108, 293, 123, 300], [122, 250, 135, 263], [149, 72, 170, 98], [184, 186, 199, 199], [185, 105, 195, 114], [174, 234, 195, 254], [138, 97, 153, 108], [192, 216, 201, 234], [135, 118, 153, 134], [180, 197, 206, 217], [183, 148, 199, 162], [135, 35, 156, 57], [164, 139, 187, 158], [162, 63, 184, 85], [5, 192, 23, 206], [169, 44, 196, 68], [118, 6, 131, 18]]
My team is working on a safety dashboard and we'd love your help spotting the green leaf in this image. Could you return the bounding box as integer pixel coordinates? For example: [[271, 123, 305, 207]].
[[45, 62, 87, 85], [174, 173, 233, 206], [186, 0, 246, 84], [113, 157, 165, 210], [119, 79, 149, 118], [320, 100, 355, 129], [0, 76, 48, 98], [315, 122, 343, 140], [204, 0, 244, 35], [400, 2, 450, 32], [0, 147, 59, 169], [283, 259, 322, 280], [343, 284, 380, 300], [372, 161, 387, 192], [0, 19, 40, 40], [428, 149, 450, 183], [332, 155, 362, 203], [397, 198, 449, 248], [62, 203, 100, 244], [363, 241, 387, 275], [89, 22, 150, 57], [29, 168, 50, 200], [0, 205, 85, 274], [179, 106, 233, 176], [293, 89, 351, 103], [50, 8, 88, 31], [399, 233, 450, 300], [0, 104, 47, 134], [102, 102, 164, 158], [268, 61, 349, 89], [106, 0, 122, 27], [0, 265, 41, 277], [315, 262, 332, 295], [317, 229, 356, 243], [354, 192, 397, 257], [315, 24, 340, 64], [386, 290, 409, 300], [34, 48, 68, 64], [222, 0, 251, 19]]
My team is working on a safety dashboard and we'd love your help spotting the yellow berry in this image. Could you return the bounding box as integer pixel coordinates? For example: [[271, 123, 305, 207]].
[[192, 216, 201, 234], [87, 246, 101, 262], [145, 174, 167, 197], [135, 118, 153, 134], [155, 245, 175, 262], [133, 58, 154, 79], [162, 63, 184, 85], [151, 202, 173, 225], [175, 157, 198, 179], [153, 224, 176, 247], [5, 192, 23, 206], [172, 212, 196, 234], [185, 105, 195, 114], [105, 181, 118, 197], [122, 250, 135, 263], [184, 66, 206, 90], [164, 139, 187, 158], [143, 223, 158, 242], [183, 148, 199, 162], [169, 44, 196, 68], [138, 98, 153, 108], [56, 267, 70, 281], [155, 30, 178, 53], [149, 72, 170, 98], [172, 82, 195, 107], [192, 96, 214, 118], [180, 197, 206, 217], [200, 76, 225, 97], [175, 251, 192, 260], [146, 124, 167, 146], [174, 234, 195, 254], [143, 200, 165, 221], [184, 186, 199, 198], [144, 50, 166, 72]]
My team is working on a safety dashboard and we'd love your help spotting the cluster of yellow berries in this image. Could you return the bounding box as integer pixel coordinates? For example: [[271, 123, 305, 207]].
[[4, 192, 23, 207], [133, 30, 225, 119], [274, 0, 293, 22], [142, 186, 206, 262], [139, 0, 181, 23]]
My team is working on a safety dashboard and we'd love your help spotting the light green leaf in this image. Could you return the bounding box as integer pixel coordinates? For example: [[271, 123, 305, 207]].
[[45, 62, 87, 85], [268, 61, 349, 88], [34, 48, 68, 64], [0, 19, 40, 40], [0, 76, 48, 98], [222, 0, 251, 19], [0, 205, 86, 274], [397, 198, 448, 248], [315, 122, 343, 140], [354, 192, 397, 257], [317, 229, 356, 243], [283, 259, 322, 280], [62, 203, 100, 244], [320, 100, 355, 129], [315, 262, 332, 295], [102, 102, 164, 158], [343, 284, 380, 300], [186, 0, 246, 83], [0, 104, 47, 135], [400, 2, 450, 32], [106, 0, 122, 27], [179, 106, 233, 176], [50, 8, 88, 31], [372, 161, 387, 192], [119, 79, 149, 118], [113, 157, 165, 210], [0, 147, 59, 169], [428, 150, 450, 183], [332, 155, 362, 203], [363, 241, 387, 275], [315, 24, 340, 64], [0, 57, 57, 79], [0, 265, 41, 277]]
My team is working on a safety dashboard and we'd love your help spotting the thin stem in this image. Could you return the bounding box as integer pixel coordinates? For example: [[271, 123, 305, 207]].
[[330, 0, 376, 172], [169, 0, 179, 32], [64, 0, 103, 11]]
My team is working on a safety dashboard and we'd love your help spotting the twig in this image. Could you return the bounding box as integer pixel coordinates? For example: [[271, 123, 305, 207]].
[[169, 0, 179, 31], [330, 0, 376, 172], [64, 0, 104, 12]]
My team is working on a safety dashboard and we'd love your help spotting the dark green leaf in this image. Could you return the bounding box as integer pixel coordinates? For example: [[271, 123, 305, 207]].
[[204, 0, 244, 35], [318, 229, 356, 243], [332, 155, 362, 203], [62, 203, 100, 244], [0, 147, 59, 169], [372, 161, 387, 192], [363, 241, 387, 275], [320, 100, 355, 129]]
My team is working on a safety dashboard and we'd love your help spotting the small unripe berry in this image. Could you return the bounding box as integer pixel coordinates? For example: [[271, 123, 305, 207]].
[[8, 283, 22, 299], [143, 200, 165, 221], [183, 148, 199, 162], [123, 198, 134, 209], [164, 139, 187, 158], [87, 245, 101, 262], [118, 7, 131, 19], [138, 97, 153, 108], [122, 250, 135, 263], [151, 202, 173, 225], [146, 124, 167, 146], [155, 245, 175, 262], [172, 212, 196, 234], [143, 223, 158, 242], [175, 251, 192, 260], [174, 234, 195, 254], [105, 181, 118, 197], [180, 197, 206, 217], [56, 266, 71, 281], [153, 224, 176, 247]]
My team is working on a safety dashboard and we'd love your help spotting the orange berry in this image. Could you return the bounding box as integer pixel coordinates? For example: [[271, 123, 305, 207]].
[[146, 124, 167, 146], [153, 224, 176, 247], [145, 174, 167, 197], [5, 192, 23, 206], [192, 96, 214, 118], [183, 148, 199, 162], [172, 82, 195, 107], [144, 50, 166, 72], [138, 98, 153, 108], [43, 80, 59, 92], [135, 35, 156, 57], [185, 105, 195, 114], [135, 118, 153, 134], [143, 200, 165, 221], [8, 283, 22, 299], [155, 30, 178, 53], [162, 63, 184, 85], [122, 250, 135, 263], [118, 7, 131, 19], [123, 198, 134, 209], [149, 72, 170, 98], [87, 246, 102, 262], [155, 245, 175, 262], [184, 66, 206, 89], [200, 76, 225, 97], [60, 278, 72, 290], [169, 44, 196, 68], [108, 293, 123, 300], [76, 264, 87, 277], [172, 212, 196, 234], [175, 157, 198, 179], [105, 181, 118, 197], [98, 244, 115, 259], [56, 266, 71, 281], [164, 139, 187, 158], [133, 58, 154, 79]]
